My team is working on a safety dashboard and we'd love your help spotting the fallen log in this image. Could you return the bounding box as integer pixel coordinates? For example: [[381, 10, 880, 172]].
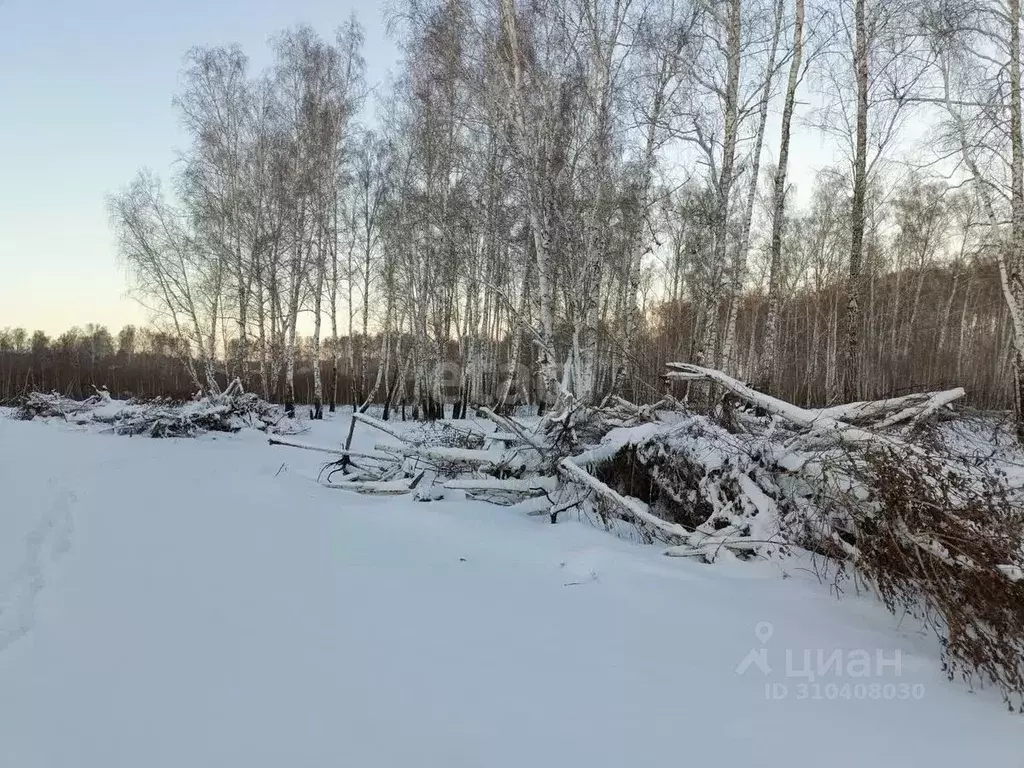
[[268, 437, 391, 462], [874, 388, 965, 429], [475, 406, 548, 453], [352, 412, 409, 443], [814, 391, 947, 424], [558, 457, 689, 545], [324, 479, 415, 495], [666, 363, 926, 455], [443, 476, 558, 493], [374, 443, 506, 466]]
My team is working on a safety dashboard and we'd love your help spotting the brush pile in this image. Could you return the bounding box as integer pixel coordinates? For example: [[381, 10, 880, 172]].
[[13, 380, 300, 437], [273, 363, 1024, 707]]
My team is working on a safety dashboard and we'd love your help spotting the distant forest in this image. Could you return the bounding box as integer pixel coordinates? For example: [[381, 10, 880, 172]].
[[1, 256, 1014, 411]]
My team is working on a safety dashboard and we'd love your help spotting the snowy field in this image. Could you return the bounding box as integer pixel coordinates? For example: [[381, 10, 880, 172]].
[[0, 410, 1020, 767]]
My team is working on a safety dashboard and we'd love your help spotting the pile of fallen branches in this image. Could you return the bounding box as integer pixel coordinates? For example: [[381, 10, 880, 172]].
[[662, 365, 1023, 706], [102, 392, 296, 437], [12, 380, 300, 438], [270, 410, 544, 497], [851, 444, 1024, 707], [15, 388, 113, 421], [271, 363, 1023, 706]]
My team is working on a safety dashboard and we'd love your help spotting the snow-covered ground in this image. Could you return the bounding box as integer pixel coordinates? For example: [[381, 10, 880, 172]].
[[0, 411, 1020, 767]]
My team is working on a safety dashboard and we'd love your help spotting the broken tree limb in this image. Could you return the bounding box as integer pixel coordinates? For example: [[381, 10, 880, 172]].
[[668, 364, 964, 434], [374, 443, 506, 466], [475, 406, 548, 453], [666, 363, 924, 455], [557, 457, 689, 544], [443, 476, 559, 493], [269, 437, 391, 462], [608, 395, 675, 421], [813, 388, 965, 426], [666, 363, 841, 430], [352, 412, 409, 443], [222, 377, 244, 398], [324, 479, 415, 495], [816, 392, 935, 423], [874, 388, 966, 429]]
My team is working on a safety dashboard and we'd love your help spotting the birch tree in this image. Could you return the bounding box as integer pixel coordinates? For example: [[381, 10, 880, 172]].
[[175, 45, 253, 384], [757, 0, 805, 392], [109, 172, 222, 393]]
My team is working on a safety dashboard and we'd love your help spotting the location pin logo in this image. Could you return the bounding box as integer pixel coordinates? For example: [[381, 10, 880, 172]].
[[736, 621, 774, 676]]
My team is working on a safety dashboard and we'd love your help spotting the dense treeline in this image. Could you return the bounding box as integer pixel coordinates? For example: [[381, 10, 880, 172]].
[[0, 324, 403, 406], [1, 255, 1013, 410]]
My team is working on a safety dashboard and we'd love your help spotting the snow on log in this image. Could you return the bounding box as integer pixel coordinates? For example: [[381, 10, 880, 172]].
[[666, 363, 923, 454], [557, 457, 689, 544], [568, 422, 666, 467], [666, 362, 842, 429], [324, 479, 416, 495], [815, 391, 949, 424], [873, 388, 965, 429], [374, 443, 507, 466], [443, 476, 559, 493], [268, 438, 391, 461], [352, 412, 409, 443], [474, 407, 547, 452], [997, 565, 1024, 583]]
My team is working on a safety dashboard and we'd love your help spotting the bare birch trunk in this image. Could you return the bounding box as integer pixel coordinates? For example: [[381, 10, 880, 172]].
[[347, 243, 355, 406], [254, 248, 270, 400], [329, 199, 340, 413], [361, 226, 372, 403], [697, 0, 742, 379], [499, 0, 561, 408], [843, 0, 869, 403], [721, 0, 784, 377], [1009, 0, 1024, 441], [311, 233, 326, 419], [937, 270, 959, 361]]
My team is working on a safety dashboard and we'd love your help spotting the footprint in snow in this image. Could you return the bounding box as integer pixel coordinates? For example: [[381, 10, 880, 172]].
[[0, 487, 76, 654]]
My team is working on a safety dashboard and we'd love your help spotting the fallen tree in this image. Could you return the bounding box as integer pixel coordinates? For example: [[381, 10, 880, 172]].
[[271, 364, 1024, 708]]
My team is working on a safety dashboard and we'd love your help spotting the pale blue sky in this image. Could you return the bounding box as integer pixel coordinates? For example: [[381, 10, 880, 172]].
[[0, 0, 396, 336]]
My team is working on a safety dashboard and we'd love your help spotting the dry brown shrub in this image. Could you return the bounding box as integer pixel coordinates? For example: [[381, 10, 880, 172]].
[[834, 445, 1024, 710]]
